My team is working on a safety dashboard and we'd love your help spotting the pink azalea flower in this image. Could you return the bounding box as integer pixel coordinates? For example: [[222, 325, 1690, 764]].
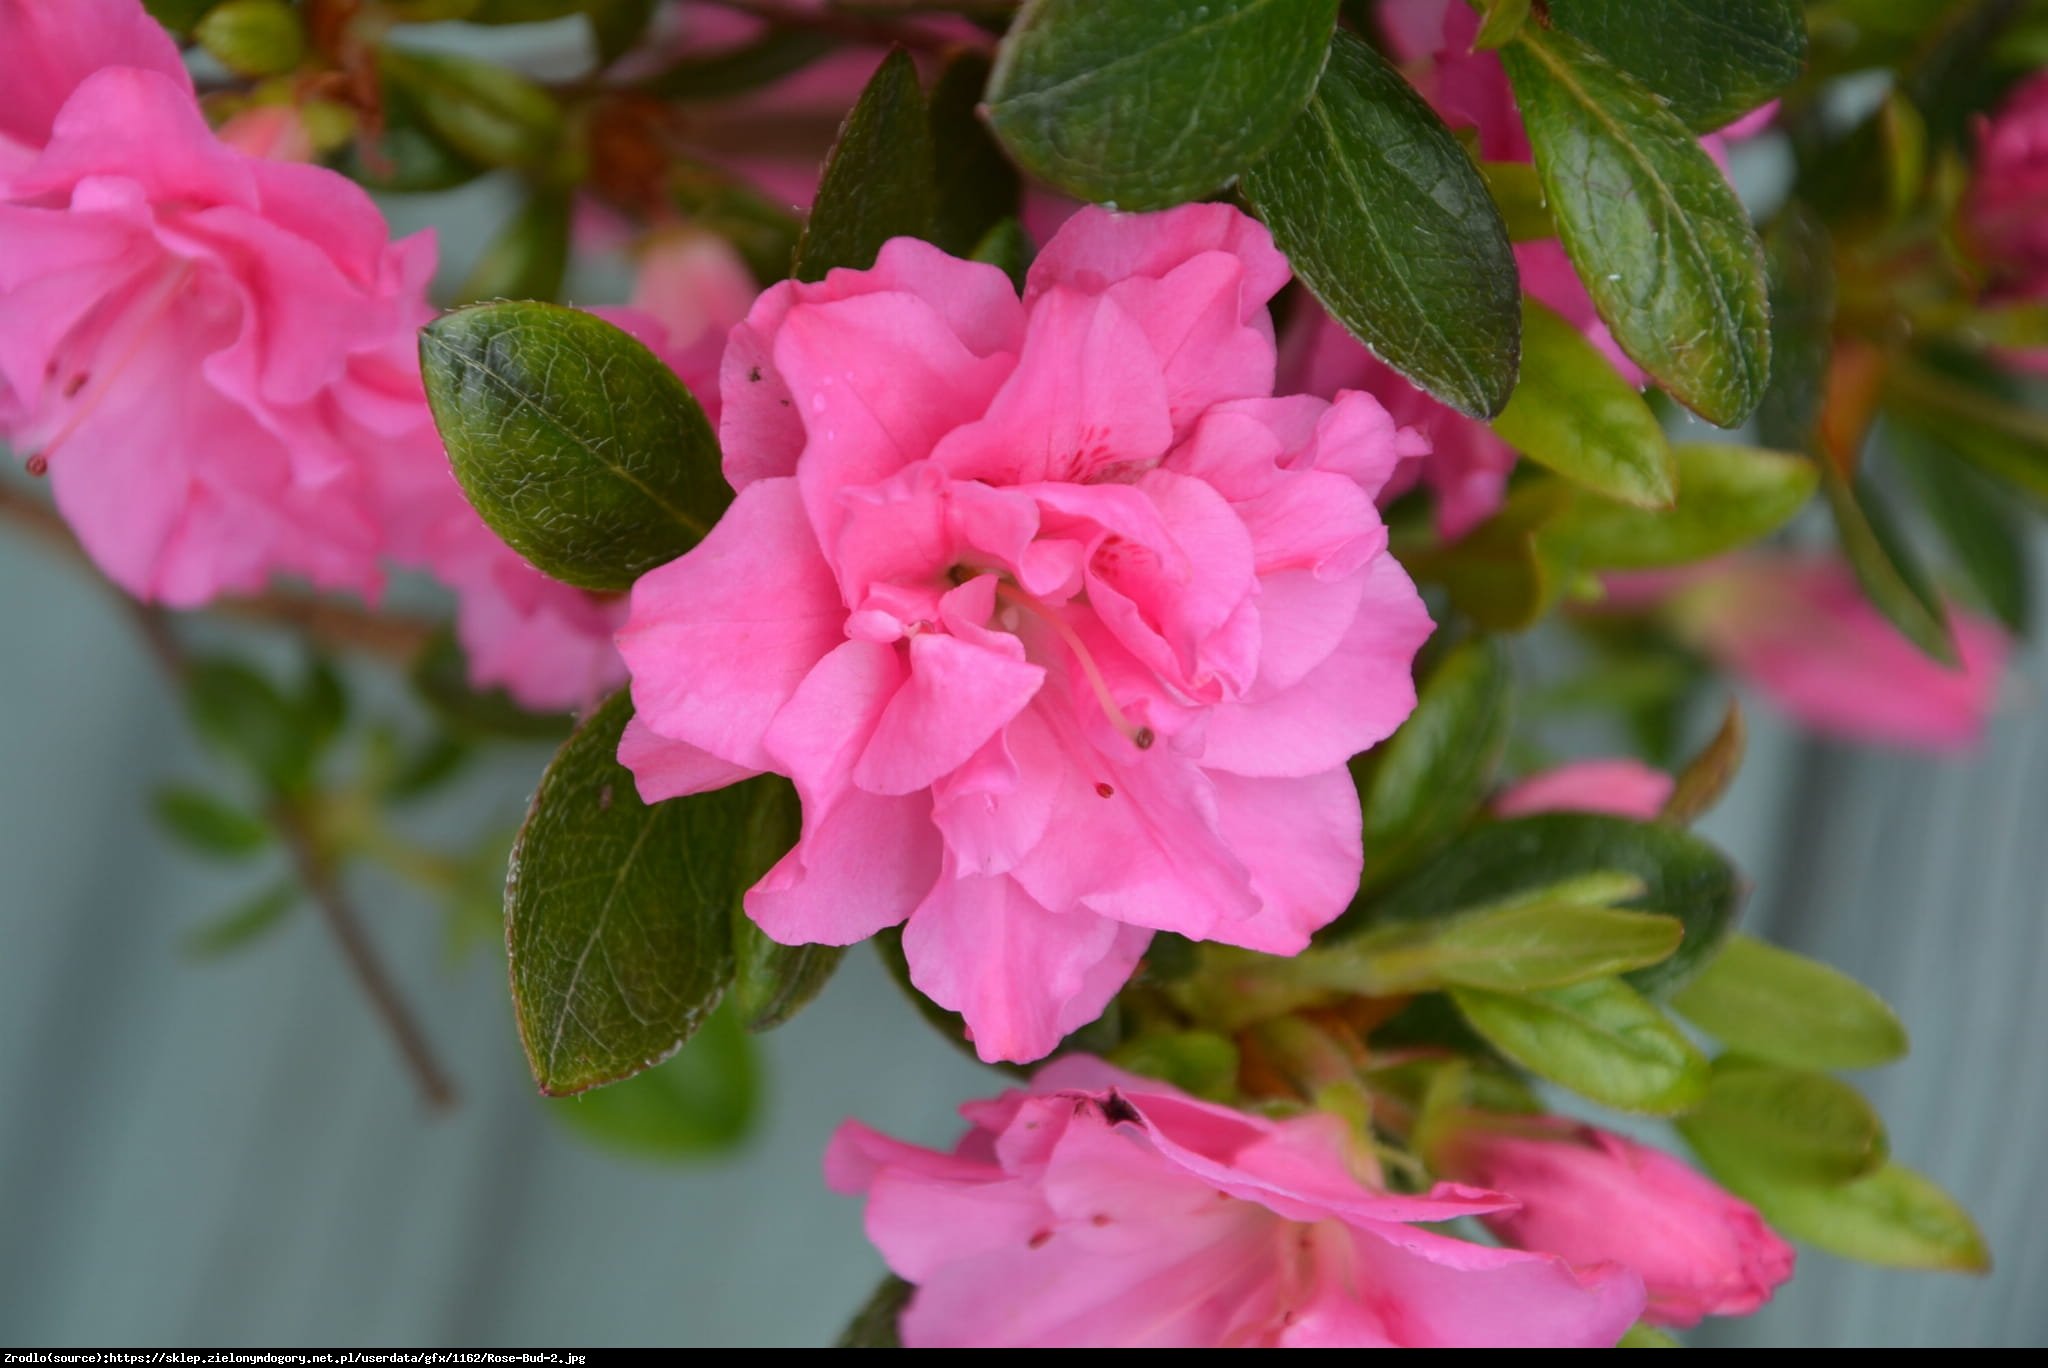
[[825, 1056, 1645, 1347], [618, 205, 1435, 1063], [1434, 1116, 1795, 1329], [1968, 73, 2048, 373], [1667, 556, 2011, 753], [214, 105, 316, 165], [0, 0, 431, 605], [1494, 759, 1675, 821]]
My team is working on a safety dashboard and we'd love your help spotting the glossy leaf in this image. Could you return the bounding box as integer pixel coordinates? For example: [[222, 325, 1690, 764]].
[[1546, 0, 1807, 132], [1492, 299, 1675, 506], [1353, 812, 1742, 995], [1502, 27, 1772, 426], [986, 0, 1338, 209], [1678, 1059, 1889, 1185], [1337, 888, 1683, 994], [508, 693, 771, 1094], [1822, 464, 1958, 665], [1358, 638, 1513, 889], [1241, 32, 1519, 418], [1538, 442, 1816, 571], [1671, 933, 1909, 1070], [1704, 1158, 1989, 1272], [549, 1005, 759, 1159], [1451, 977, 1710, 1114], [421, 303, 726, 592], [795, 49, 935, 281]]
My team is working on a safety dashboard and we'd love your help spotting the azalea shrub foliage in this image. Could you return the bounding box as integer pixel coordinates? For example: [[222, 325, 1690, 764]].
[[10, 0, 2048, 1347]]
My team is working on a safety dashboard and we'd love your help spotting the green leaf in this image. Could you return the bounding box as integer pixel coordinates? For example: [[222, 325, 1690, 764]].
[[153, 786, 273, 860], [1451, 977, 1709, 1114], [1358, 638, 1513, 889], [727, 779, 841, 1032], [1755, 203, 1838, 453], [1502, 26, 1772, 426], [1546, 0, 1806, 133], [1660, 699, 1745, 825], [1352, 812, 1742, 996], [376, 47, 562, 173], [1821, 463, 1958, 665], [1885, 361, 2048, 508], [837, 1276, 914, 1348], [986, 0, 1338, 209], [1241, 32, 1519, 418], [929, 50, 1022, 256], [183, 659, 317, 795], [548, 1004, 759, 1159], [1539, 441, 1815, 572], [1473, 0, 1532, 49], [1890, 425, 2033, 631], [1492, 299, 1676, 506], [1619, 1324, 1682, 1348], [144, 0, 218, 32], [794, 49, 935, 282], [586, 0, 658, 67], [1705, 1157, 1989, 1272], [1109, 1029, 1241, 1102], [1337, 888, 1683, 994], [182, 881, 298, 960], [1394, 481, 1571, 633], [1480, 160, 1555, 242], [644, 28, 836, 103], [339, 75, 485, 194], [196, 0, 305, 79], [1670, 933, 1909, 1070], [1678, 1059, 1888, 1185], [455, 190, 571, 306], [300, 657, 349, 758], [507, 693, 773, 1094], [970, 216, 1033, 290], [421, 302, 726, 592]]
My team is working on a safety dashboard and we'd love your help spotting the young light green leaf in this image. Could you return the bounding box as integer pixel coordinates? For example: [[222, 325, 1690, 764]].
[[728, 779, 842, 1033], [1678, 1059, 1889, 1185], [421, 302, 726, 592], [548, 1005, 759, 1159], [1703, 1158, 1989, 1272], [508, 693, 777, 1095], [1492, 299, 1676, 506], [1538, 442, 1816, 571], [1353, 812, 1742, 995], [153, 786, 273, 860], [1671, 933, 1909, 1070], [1546, 0, 1807, 133], [1241, 32, 1519, 418], [1452, 977, 1710, 1114], [928, 50, 1021, 257], [1339, 896, 1683, 995], [986, 0, 1339, 209], [1358, 638, 1513, 889], [795, 48, 935, 281], [1502, 27, 1771, 426], [1822, 464, 1958, 665]]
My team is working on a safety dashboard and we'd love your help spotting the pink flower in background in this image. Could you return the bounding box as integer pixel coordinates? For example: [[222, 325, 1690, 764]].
[[1970, 72, 2048, 295], [214, 105, 316, 164], [0, 0, 430, 605], [1495, 759, 1675, 821], [825, 1057, 1644, 1347], [1434, 1117, 1795, 1329], [1665, 556, 2010, 753], [619, 204, 1434, 1063]]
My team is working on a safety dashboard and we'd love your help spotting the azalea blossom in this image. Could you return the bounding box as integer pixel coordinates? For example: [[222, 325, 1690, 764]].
[[1970, 71, 2048, 297], [825, 1056, 1645, 1347], [618, 204, 1434, 1063], [1494, 759, 1676, 821], [1433, 1116, 1795, 1329]]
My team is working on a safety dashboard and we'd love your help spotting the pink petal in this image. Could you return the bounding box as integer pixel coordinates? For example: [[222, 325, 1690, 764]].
[[854, 631, 1047, 796], [1495, 759, 1676, 821], [1203, 768, 1362, 955], [617, 717, 757, 803], [745, 787, 938, 946]]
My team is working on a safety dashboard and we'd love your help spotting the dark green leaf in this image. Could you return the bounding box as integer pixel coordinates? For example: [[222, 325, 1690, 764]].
[[410, 630, 575, 742], [929, 51, 1021, 256], [1702, 1156, 1990, 1271], [300, 657, 349, 757], [339, 76, 485, 194], [1822, 463, 1958, 665], [1890, 424, 2032, 631], [456, 190, 571, 306], [1539, 442, 1816, 571], [1358, 638, 1513, 889], [376, 47, 562, 172], [507, 693, 773, 1094], [1670, 933, 1909, 1070], [1755, 204, 1837, 452], [727, 779, 841, 1032], [144, 0, 217, 31], [182, 881, 298, 960], [1885, 361, 2048, 508], [153, 786, 273, 860], [969, 217, 1033, 290], [837, 1276, 914, 1348], [1546, 0, 1806, 133], [1492, 298, 1675, 506], [1241, 32, 1519, 418], [421, 302, 726, 591], [1349, 812, 1743, 995], [183, 659, 317, 794], [986, 0, 1338, 209], [1451, 977, 1709, 1114], [1394, 481, 1571, 633], [471, 0, 580, 20], [1502, 26, 1772, 426], [586, 0, 658, 67], [1480, 160, 1555, 241], [548, 1004, 759, 1159], [795, 49, 936, 281], [1678, 1058, 1888, 1185]]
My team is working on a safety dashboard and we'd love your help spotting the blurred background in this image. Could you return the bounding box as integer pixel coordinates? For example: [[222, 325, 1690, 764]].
[[4, 13, 2048, 1353]]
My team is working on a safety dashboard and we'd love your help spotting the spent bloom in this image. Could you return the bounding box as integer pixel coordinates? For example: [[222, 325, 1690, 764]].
[[826, 1057, 1645, 1347], [618, 204, 1434, 1063], [1494, 759, 1676, 822], [1433, 1116, 1795, 1329]]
